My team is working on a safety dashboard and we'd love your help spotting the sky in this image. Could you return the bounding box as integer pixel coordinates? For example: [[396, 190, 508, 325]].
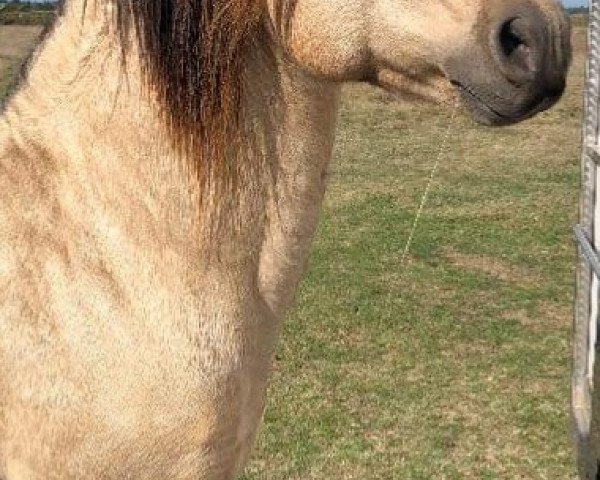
[[562, 0, 588, 7]]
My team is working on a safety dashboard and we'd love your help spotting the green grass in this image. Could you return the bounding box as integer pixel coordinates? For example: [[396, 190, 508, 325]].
[[240, 29, 585, 480], [1, 25, 585, 480]]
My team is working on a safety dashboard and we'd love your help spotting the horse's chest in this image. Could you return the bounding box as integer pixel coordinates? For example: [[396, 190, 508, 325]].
[[3, 247, 276, 479], [83, 290, 275, 478], [87, 351, 270, 479]]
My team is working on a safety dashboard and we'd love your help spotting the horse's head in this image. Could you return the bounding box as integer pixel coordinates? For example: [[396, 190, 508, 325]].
[[274, 0, 571, 125]]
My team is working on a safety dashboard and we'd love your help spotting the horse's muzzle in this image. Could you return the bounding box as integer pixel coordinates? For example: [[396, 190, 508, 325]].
[[447, 1, 571, 126]]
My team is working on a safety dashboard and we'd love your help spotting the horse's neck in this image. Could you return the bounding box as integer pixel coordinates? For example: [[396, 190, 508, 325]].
[[260, 66, 340, 316], [6, 5, 341, 314], [8, 18, 199, 256]]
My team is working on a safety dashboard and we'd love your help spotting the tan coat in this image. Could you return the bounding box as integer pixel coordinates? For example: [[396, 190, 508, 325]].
[[0, 0, 570, 478]]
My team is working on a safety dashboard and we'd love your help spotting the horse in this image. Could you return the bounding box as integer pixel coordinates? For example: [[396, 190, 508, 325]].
[[0, 0, 570, 478]]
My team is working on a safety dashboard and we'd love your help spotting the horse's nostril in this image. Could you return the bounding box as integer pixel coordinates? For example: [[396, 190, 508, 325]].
[[499, 19, 526, 58], [494, 16, 538, 82]]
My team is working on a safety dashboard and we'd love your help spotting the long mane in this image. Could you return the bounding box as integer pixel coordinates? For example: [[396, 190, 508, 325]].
[[114, 1, 296, 208]]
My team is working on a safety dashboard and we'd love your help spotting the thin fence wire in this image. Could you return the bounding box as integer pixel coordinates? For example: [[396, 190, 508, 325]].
[[400, 103, 459, 265]]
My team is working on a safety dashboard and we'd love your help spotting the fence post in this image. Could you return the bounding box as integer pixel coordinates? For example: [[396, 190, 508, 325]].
[[573, 2, 600, 478]]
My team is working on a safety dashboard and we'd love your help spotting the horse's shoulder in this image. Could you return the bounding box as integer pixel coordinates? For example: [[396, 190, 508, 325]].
[[0, 127, 67, 301]]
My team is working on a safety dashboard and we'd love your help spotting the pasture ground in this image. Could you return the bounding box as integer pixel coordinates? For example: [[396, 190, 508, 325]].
[[0, 23, 586, 480], [0, 25, 41, 98]]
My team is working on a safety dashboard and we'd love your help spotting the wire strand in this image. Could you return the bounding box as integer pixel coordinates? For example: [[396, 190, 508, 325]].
[[400, 103, 459, 265]]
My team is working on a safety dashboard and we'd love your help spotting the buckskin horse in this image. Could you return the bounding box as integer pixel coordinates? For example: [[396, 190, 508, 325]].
[[0, 0, 570, 478]]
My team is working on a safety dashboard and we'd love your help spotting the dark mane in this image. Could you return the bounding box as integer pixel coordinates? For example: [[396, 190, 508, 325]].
[[115, 0, 296, 213], [2, 0, 297, 230]]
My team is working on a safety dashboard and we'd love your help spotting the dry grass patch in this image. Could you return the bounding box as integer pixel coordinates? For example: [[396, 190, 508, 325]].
[[443, 248, 542, 287], [0, 25, 41, 61], [0, 25, 42, 97], [503, 302, 572, 332]]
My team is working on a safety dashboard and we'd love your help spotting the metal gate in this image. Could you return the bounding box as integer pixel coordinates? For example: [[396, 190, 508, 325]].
[[573, 1, 600, 478]]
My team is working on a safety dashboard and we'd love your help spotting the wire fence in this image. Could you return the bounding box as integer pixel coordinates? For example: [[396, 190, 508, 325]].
[[573, 1, 600, 478]]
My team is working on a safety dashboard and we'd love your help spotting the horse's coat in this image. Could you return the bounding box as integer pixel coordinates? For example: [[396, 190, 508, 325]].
[[0, 0, 570, 478]]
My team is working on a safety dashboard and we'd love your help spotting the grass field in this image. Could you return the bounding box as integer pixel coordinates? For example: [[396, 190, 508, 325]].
[[0, 22, 587, 480], [0, 25, 41, 98], [0, 2, 56, 26]]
